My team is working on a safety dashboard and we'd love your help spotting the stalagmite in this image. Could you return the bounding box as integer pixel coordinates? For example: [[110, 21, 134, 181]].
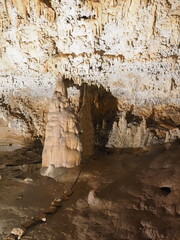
[[0, 0, 179, 148], [42, 75, 82, 168]]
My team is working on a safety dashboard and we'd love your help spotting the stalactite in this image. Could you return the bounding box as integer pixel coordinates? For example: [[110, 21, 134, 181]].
[[10, 0, 27, 19], [3, 0, 10, 20], [6, 0, 55, 22]]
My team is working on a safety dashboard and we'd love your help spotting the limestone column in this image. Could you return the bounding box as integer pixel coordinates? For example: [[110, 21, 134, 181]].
[[42, 76, 82, 168]]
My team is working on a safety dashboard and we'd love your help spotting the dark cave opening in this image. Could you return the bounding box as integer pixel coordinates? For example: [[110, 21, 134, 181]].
[[63, 78, 118, 157], [79, 83, 118, 154], [160, 186, 171, 196], [39, 0, 52, 8]]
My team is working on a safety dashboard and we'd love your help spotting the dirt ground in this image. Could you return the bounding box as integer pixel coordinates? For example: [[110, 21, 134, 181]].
[[0, 144, 180, 240]]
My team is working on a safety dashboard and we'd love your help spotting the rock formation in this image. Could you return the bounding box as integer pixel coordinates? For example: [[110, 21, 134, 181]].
[[42, 75, 82, 168], [0, 0, 179, 152]]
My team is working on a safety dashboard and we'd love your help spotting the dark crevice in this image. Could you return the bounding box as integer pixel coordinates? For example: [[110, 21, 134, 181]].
[[63, 78, 117, 154], [159, 117, 177, 128], [146, 115, 159, 128], [126, 111, 142, 125], [77, 15, 91, 20], [87, 85, 117, 149], [160, 187, 171, 195], [39, 0, 52, 8]]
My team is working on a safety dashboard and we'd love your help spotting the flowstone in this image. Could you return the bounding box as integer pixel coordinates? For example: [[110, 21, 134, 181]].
[[42, 76, 82, 168]]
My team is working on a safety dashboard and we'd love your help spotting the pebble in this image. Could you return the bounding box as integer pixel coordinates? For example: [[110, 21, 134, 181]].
[[165, 142, 172, 150], [11, 228, 25, 239], [24, 177, 33, 183], [16, 194, 23, 200], [2, 235, 16, 240]]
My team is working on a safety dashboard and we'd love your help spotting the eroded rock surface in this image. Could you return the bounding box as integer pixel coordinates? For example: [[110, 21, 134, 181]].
[[0, 0, 180, 149]]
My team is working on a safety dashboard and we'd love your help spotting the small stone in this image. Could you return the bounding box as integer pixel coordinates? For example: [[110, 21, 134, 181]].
[[24, 178, 33, 183], [38, 213, 47, 222], [165, 142, 172, 150], [0, 175, 2, 180], [33, 213, 47, 223], [2, 235, 16, 240], [41, 217, 46, 222], [11, 227, 25, 239], [87, 190, 102, 208], [51, 198, 63, 207], [16, 195, 23, 200]]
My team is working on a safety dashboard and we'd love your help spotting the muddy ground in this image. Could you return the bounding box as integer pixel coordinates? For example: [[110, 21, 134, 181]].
[[0, 144, 180, 240]]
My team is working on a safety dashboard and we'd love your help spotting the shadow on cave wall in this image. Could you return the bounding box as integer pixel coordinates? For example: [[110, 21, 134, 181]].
[[63, 78, 118, 158], [39, 0, 52, 8], [80, 83, 118, 151]]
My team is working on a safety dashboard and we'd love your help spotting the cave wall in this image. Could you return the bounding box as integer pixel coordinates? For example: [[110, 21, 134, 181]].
[[0, 0, 179, 148]]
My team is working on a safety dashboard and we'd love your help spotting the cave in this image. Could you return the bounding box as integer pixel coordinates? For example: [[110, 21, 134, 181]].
[[81, 84, 118, 151], [64, 78, 118, 155], [0, 0, 180, 239]]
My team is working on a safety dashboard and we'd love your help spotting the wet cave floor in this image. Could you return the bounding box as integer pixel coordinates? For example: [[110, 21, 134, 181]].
[[0, 144, 180, 240]]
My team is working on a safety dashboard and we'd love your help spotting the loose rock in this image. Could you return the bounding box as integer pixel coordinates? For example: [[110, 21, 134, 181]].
[[24, 178, 33, 183], [11, 228, 25, 239]]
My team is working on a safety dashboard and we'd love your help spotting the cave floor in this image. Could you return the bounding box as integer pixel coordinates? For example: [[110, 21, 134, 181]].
[[0, 145, 180, 240]]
